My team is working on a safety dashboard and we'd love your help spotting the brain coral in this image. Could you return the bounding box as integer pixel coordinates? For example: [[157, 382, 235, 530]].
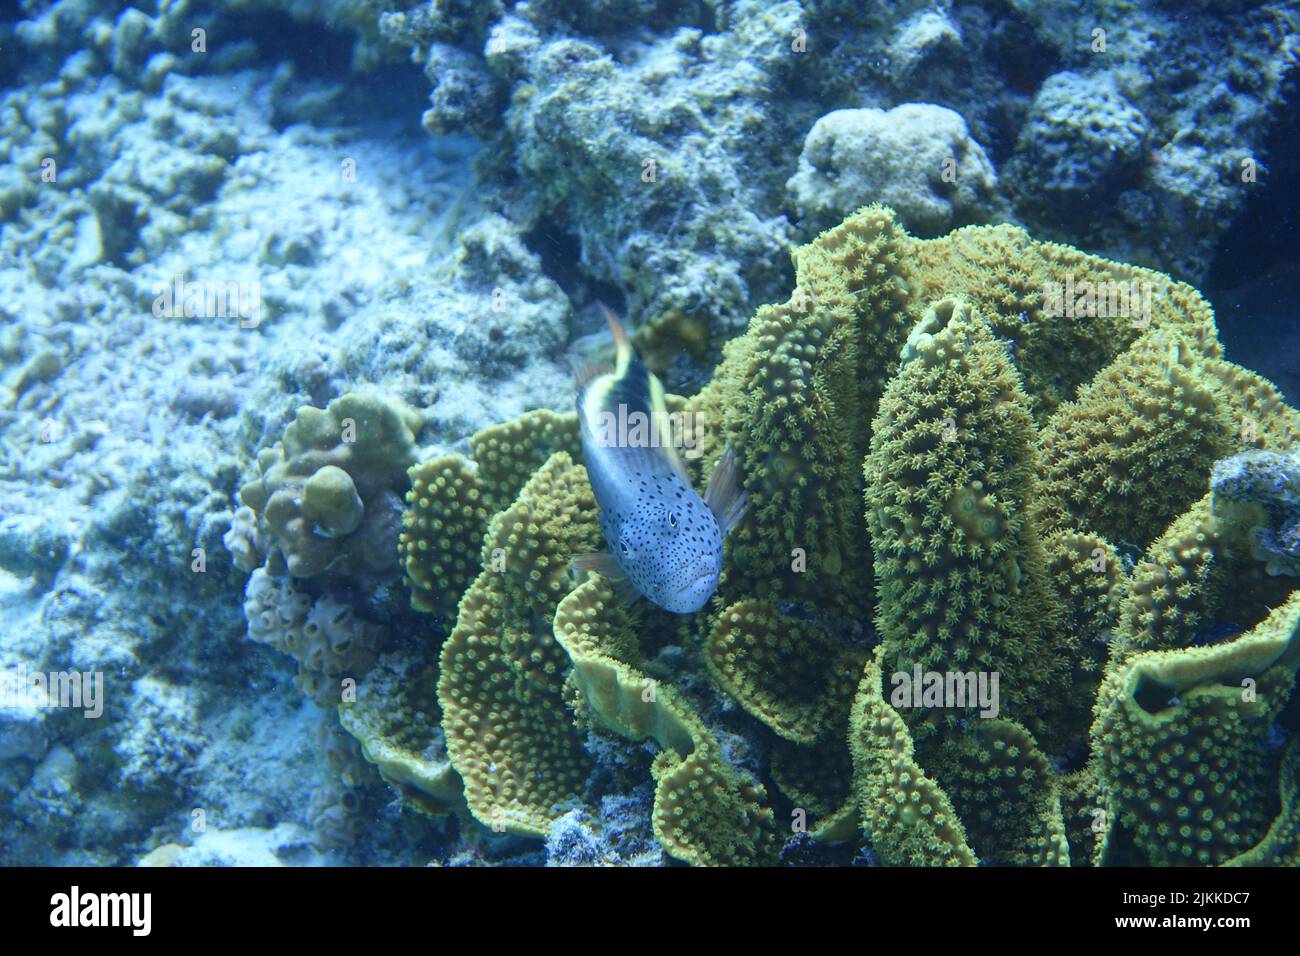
[[378, 204, 1297, 867]]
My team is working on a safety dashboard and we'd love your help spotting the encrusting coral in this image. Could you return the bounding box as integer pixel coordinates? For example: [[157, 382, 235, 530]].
[[227, 390, 424, 701], [229, 390, 423, 580], [355, 204, 1299, 866]]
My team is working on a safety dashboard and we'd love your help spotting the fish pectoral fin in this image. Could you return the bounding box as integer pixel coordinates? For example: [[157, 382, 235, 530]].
[[611, 577, 644, 607], [569, 551, 624, 579], [569, 552, 643, 605], [703, 444, 751, 536]]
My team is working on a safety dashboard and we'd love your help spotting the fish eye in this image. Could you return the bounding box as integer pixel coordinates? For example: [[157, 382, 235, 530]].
[[619, 540, 630, 555], [668, 511, 678, 529]]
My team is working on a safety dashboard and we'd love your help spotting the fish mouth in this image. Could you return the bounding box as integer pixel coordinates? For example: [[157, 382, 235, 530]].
[[676, 565, 717, 596]]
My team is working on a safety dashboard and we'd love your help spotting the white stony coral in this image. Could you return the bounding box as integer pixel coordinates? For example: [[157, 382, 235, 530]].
[[1211, 448, 1300, 577]]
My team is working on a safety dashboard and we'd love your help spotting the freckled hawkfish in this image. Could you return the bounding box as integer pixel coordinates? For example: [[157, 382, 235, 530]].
[[571, 305, 748, 613]]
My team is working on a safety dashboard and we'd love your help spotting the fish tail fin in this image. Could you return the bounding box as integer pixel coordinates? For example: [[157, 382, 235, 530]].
[[597, 302, 635, 365], [704, 444, 750, 536]]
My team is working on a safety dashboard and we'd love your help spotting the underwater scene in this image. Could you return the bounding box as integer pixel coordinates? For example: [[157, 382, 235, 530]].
[[1, 0, 1299, 873]]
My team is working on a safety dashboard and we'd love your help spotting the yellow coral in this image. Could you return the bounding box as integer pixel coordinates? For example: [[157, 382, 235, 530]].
[[769, 736, 859, 842], [469, 408, 581, 511], [436, 453, 600, 836], [1040, 530, 1127, 737], [1116, 493, 1293, 653], [1034, 330, 1240, 549], [1224, 744, 1300, 867], [337, 653, 464, 817], [703, 600, 864, 744], [708, 206, 913, 613], [1059, 764, 1107, 867], [1092, 590, 1300, 865], [385, 203, 1300, 867], [923, 720, 1071, 866], [438, 573, 591, 836], [848, 653, 977, 866], [399, 455, 490, 617], [911, 222, 1219, 416], [554, 578, 780, 865], [864, 301, 1065, 744]]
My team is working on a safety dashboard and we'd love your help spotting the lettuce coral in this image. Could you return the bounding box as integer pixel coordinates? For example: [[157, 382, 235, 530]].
[[704, 599, 864, 745], [848, 653, 976, 867], [436, 453, 598, 836], [555, 578, 780, 866], [337, 651, 463, 817], [1034, 330, 1239, 549], [399, 455, 490, 618], [865, 299, 1066, 747], [382, 204, 1298, 867], [1092, 591, 1300, 865], [1224, 744, 1300, 867]]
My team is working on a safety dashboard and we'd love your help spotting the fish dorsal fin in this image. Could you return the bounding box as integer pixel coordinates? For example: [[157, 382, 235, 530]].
[[703, 444, 750, 535], [597, 302, 634, 366], [571, 357, 614, 390]]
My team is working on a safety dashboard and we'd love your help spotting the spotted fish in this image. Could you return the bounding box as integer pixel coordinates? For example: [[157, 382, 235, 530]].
[[571, 305, 748, 613]]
